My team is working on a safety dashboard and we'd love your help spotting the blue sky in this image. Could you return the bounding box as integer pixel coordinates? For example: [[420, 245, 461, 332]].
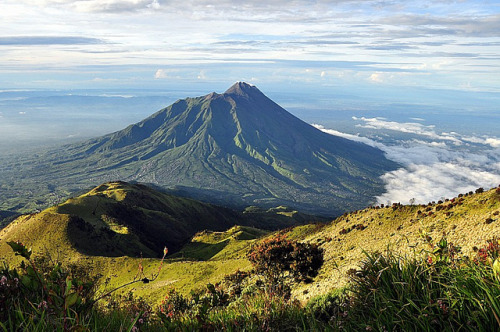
[[1, 0, 499, 95]]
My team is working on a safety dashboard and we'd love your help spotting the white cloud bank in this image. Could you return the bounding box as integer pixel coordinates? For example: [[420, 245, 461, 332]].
[[314, 120, 500, 205]]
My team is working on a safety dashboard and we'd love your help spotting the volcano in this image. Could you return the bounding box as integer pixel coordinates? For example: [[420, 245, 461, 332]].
[[1, 82, 398, 215]]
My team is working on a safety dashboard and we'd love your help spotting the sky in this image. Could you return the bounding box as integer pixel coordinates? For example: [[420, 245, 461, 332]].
[[1, 0, 499, 206], [1, 0, 500, 94]]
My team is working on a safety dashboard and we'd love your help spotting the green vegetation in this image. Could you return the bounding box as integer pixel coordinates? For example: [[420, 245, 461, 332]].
[[170, 226, 269, 261], [296, 185, 500, 301], [2, 228, 500, 330], [1, 181, 500, 330], [323, 236, 500, 331]]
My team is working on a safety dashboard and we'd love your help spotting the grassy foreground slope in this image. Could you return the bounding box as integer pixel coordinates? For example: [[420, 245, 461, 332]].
[[294, 186, 500, 300], [0, 181, 249, 258], [1, 184, 499, 307]]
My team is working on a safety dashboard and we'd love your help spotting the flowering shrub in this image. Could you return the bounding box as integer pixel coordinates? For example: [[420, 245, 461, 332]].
[[159, 289, 189, 322], [223, 269, 250, 297], [247, 233, 324, 283], [474, 237, 500, 265]]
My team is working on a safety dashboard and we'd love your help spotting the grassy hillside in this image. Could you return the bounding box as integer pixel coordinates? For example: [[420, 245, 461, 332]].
[[0, 215, 255, 307], [294, 186, 500, 301], [1, 184, 499, 309], [0, 181, 316, 306], [170, 226, 269, 261]]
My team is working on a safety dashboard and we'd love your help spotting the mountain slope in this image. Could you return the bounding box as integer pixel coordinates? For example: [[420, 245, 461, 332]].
[[0, 181, 316, 259], [0, 181, 307, 304], [293, 186, 500, 301], [0, 182, 237, 257], [0, 82, 398, 215]]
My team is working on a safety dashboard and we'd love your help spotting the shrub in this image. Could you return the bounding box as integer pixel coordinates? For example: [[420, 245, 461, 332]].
[[247, 233, 324, 284]]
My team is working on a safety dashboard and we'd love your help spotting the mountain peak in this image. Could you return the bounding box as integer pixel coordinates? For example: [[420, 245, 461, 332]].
[[5, 82, 398, 216], [224, 81, 260, 97]]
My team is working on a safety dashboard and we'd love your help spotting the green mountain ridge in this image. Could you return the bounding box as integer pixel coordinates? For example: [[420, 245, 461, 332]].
[[0, 181, 317, 259], [0, 82, 397, 215]]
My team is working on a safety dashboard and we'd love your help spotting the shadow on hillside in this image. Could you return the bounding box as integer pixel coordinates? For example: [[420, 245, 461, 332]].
[[66, 215, 159, 258], [170, 240, 230, 261]]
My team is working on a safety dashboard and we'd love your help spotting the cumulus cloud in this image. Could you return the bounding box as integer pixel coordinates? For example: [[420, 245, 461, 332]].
[[461, 136, 500, 149], [154, 69, 168, 79], [369, 73, 383, 83], [316, 119, 500, 205], [485, 138, 500, 148], [197, 70, 207, 80], [376, 162, 500, 205]]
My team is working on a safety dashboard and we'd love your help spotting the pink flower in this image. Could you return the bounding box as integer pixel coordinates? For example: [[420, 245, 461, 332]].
[[0, 276, 7, 286], [38, 301, 48, 310]]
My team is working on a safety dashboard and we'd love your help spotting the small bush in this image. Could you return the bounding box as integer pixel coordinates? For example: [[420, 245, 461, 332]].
[[247, 233, 324, 283]]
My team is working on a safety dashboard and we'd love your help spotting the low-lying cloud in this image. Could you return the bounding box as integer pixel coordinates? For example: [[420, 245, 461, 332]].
[[353, 116, 462, 144], [314, 119, 500, 205]]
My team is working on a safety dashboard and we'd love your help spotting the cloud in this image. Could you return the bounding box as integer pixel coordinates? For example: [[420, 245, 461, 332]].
[[376, 162, 500, 205], [316, 119, 500, 205], [54, 0, 161, 13], [353, 117, 463, 144], [485, 138, 500, 148], [369, 73, 384, 83], [154, 69, 168, 79], [312, 124, 381, 148], [376, 13, 500, 38], [197, 70, 207, 80], [463, 136, 500, 148], [3, 0, 500, 94], [0, 36, 104, 46]]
